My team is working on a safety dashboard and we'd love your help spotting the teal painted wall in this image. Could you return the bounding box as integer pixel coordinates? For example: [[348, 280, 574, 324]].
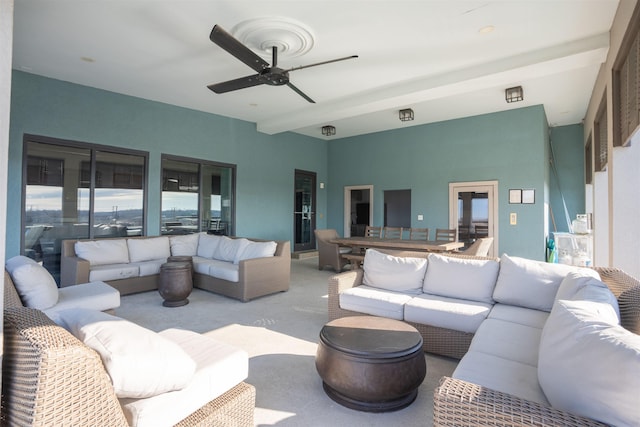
[[7, 72, 585, 261], [548, 124, 586, 232], [6, 71, 328, 257], [326, 106, 550, 260]]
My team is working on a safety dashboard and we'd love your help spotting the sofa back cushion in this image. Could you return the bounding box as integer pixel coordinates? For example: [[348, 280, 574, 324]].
[[5, 255, 59, 309], [197, 233, 222, 258], [538, 299, 640, 426], [235, 240, 277, 264], [362, 249, 427, 294], [213, 236, 251, 263], [422, 253, 499, 304], [75, 239, 129, 266], [54, 308, 196, 399], [169, 233, 200, 256], [493, 254, 586, 312], [556, 271, 620, 317], [127, 236, 171, 263]]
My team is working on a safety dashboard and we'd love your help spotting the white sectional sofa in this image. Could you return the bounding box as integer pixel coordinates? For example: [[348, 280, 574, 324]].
[[61, 233, 291, 301], [328, 249, 640, 427]]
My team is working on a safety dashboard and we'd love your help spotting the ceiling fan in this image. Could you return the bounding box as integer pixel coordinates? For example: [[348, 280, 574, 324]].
[[207, 25, 358, 103]]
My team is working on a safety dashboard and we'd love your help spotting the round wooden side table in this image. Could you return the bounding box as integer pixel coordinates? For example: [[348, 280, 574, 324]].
[[315, 316, 426, 412], [158, 261, 192, 307]]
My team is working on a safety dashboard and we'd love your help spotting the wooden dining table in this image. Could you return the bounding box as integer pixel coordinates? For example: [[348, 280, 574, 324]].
[[330, 236, 464, 253]]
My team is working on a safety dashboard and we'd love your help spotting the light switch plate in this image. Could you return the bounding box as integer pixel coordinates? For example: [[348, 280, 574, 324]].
[[417, 214, 424, 221], [510, 213, 517, 225]]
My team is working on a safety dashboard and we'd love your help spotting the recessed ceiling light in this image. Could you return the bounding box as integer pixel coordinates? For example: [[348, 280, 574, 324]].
[[479, 25, 495, 34], [80, 56, 95, 63]]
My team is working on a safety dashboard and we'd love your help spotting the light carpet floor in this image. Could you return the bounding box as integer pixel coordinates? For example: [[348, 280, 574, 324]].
[[114, 257, 458, 426]]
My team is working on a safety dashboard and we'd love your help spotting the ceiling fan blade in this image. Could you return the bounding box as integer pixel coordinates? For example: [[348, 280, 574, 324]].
[[208, 74, 264, 94], [209, 25, 270, 73], [286, 82, 315, 103], [288, 55, 358, 72]]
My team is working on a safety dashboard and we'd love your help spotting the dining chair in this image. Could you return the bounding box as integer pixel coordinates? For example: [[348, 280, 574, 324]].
[[461, 237, 493, 256], [409, 228, 430, 240], [364, 226, 382, 238], [314, 229, 352, 272], [383, 226, 403, 239], [435, 228, 457, 242]]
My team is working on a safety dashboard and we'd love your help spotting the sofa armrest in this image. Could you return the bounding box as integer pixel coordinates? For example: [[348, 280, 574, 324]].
[[433, 376, 607, 427], [238, 253, 291, 302], [327, 269, 364, 320], [60, 255, 91, 287], [2, 307, 128, 427]]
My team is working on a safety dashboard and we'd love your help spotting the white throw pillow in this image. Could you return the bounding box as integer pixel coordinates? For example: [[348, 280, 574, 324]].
[[213, 236, 250, 263], [422, 253, 499, 303], [362, 249, 427, 294], [234, 240, 277, 264], [538, 299, 640, 426], [75, 239, 130, 266], [169, 233, 200, 256], [5, 255, 59, 309], [555, 270, 601, 301], [493, 254, 587, 312], [127, 237, 171, 263], [55, 308, 196, 399], [197, 233, 222, 258]]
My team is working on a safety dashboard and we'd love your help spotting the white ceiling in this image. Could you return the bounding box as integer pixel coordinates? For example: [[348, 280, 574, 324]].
[[12, 1, 619, 140]]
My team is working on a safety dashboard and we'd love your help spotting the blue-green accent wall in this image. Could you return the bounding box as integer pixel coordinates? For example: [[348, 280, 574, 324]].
[[6, 71, 328, 257], [548, 124, 586, 232], [326, 106, 551, 260], [7, 72, 585, 261]]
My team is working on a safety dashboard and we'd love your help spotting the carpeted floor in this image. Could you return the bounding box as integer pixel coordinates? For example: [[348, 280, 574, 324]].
[[114, 257, 458, 426]]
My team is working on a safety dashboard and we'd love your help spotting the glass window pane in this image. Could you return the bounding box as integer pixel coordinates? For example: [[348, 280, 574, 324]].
[[94, 150, 145, 237], [24, 141, 91, 283], [162, 159, 199, 235]]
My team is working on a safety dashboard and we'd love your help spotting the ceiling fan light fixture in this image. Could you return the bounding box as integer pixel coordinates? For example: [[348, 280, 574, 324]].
[[322, 125, 336, 136], [399, 108, 414, 122], [505, 86, 524, 103]]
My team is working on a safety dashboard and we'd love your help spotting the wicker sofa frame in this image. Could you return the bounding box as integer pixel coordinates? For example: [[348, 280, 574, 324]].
[[2, 270, 256, 427], [327, 252, 640, 426]]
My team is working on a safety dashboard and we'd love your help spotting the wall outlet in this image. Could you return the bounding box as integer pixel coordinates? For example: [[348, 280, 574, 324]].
[[417, 214, 424, 221], [510, 213, 517, 225]]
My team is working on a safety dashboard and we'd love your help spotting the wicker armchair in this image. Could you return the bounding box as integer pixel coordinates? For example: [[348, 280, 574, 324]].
[[2, 270, 256, 427]]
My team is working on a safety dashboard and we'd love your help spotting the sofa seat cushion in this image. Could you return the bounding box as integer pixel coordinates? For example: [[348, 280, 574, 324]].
[[453, 350, 549, 406], [193, 257, 239, 282], [129, 259, 166, 277], [538, 299, 639, 426], [119, 328, 249, 427], [89, 263, 139, 282], [55, 309, 196, 400], [468, 318, 542, 367], [422, 253, 499, 304], [487, 304, 549, 329], [127, 237, 171, 263], [404, 294, 492, 333], [5, 255, 59, 309], [362, 249, 427, 294], [339, 285, 413, 320], [75, 239, 130, 266], [44, 281, 120, 316]]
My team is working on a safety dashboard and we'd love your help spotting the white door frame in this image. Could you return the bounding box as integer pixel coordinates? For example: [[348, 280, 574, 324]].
[[449, 180, 499, 257], [343, 185, 374, 237]]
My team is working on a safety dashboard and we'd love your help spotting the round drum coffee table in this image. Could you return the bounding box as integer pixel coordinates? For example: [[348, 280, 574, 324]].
[[158, 261, 192, 307], [315, 316, 426, 412]]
